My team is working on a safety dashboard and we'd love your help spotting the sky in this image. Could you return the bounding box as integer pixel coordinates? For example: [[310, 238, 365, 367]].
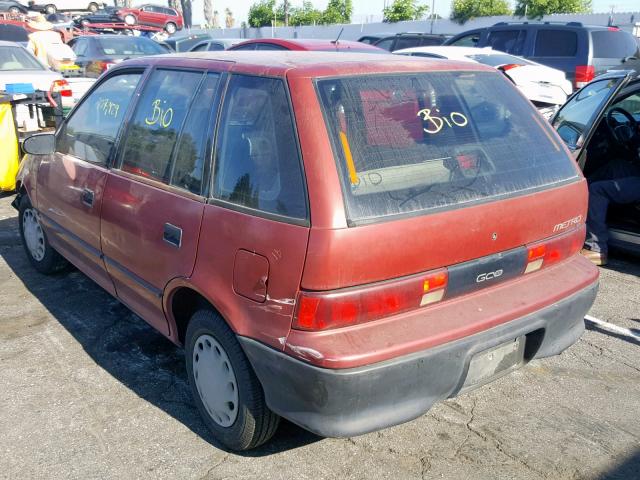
[[188, 0, 640, 27]]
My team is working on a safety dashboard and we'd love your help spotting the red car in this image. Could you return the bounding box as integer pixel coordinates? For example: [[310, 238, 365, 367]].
[[228, 37, 386, 52], [118, 4, 182, 33], [16, 52, 598, 451]]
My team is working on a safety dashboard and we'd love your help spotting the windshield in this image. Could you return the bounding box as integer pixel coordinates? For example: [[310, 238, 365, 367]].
[[466, 53, 534, 67], [96, 37, 165, 56], [317, 71, 578, 224], [0, 46, 45, 71], [552, 78, 622, 150]]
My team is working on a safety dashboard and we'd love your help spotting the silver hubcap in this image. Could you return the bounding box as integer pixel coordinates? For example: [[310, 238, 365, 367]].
[[23, 209, 45, 262], [192, 334, 239, 427], [166, 24, 176, 33]]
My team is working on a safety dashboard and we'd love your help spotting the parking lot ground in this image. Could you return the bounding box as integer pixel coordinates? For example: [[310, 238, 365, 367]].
[[0, 192, 639, 480]]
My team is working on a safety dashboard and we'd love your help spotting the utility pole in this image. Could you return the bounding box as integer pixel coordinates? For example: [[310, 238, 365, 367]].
[[430, 0, 435, 33]]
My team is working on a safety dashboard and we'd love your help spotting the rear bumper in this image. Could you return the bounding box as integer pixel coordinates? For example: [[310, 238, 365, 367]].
[[240, 281, 598, 438]]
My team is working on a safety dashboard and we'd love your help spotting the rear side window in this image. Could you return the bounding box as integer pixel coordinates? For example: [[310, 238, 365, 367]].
[[120, 70, 203, 183], [316, 71, 577, 224], [487, 30, 525, 55], [448, 32, 481, 47], [394, 37, 420, 51], [534, 30, 577, 57], [374, 38, 394, 51], [592, 31, 638, 58], [57, 73, 141, 164], [213, 75, 307, 220]]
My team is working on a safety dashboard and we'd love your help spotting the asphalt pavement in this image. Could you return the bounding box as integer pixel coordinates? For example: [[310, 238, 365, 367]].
[[0, 192, 638, 480]]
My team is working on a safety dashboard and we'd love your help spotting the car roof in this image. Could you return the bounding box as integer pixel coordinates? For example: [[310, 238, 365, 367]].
[[0, 39, 24, 47], [231, 38, 383, 51], [124, 50, 494, 78], [396, 46, 499, 57]]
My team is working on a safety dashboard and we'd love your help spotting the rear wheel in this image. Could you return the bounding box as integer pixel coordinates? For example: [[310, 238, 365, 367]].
[[8, 6, 21, 14], [164, 21, 177, 34], [88, 2, 99, 12], [123, 14, 136, 25], [45, 4, 56, 14], [185, 309, 280, 451], [18, 196, 68, 274]]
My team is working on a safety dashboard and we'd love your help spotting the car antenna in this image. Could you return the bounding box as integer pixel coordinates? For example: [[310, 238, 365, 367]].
[[331, 28, 344, 45]]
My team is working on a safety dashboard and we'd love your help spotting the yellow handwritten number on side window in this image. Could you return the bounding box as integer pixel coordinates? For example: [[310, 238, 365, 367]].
[[417, 108, 468, 134], [144, 99, 174, 128]]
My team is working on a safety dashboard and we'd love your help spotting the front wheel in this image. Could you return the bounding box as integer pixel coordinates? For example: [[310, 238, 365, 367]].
[[164, 21, 177, 34], [123, 14, 136, 25], [185, 309, 280, 451], [88, 2, 99, 12], [18, 196, 68, 274], [8, 6, 21, 14], [45, 4, 56, 14]]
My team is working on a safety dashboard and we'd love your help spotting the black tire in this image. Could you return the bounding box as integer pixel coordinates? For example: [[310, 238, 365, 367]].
[[18, 195, 68, 275], [185, 309, 280, 451], [45, 4, 56, 14], [88, 2, 99, 12], [164, 21, 177, 34]]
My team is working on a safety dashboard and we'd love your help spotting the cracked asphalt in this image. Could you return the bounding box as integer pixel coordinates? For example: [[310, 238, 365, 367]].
[[0, 192, 639, 480]]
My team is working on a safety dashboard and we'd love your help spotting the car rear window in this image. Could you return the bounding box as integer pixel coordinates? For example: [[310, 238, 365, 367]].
[[0, 46, 44, 71], [96, 37, 165, 56], [534, 30, 578, 57], [592, 30, 638, 58], [316, 71, 578, 224]]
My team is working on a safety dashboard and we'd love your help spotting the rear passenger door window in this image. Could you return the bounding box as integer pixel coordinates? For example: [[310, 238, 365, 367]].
[[119, 69, 203, 183], [534, 30, 577, 57], [213, 75, 307, 221], [487, 29, 525, 55], [394, 37, 419, 51], [171, 73, 220, 194], [255, 43, 288, 51], [374, 38, 394, 51], [448, 32, 481, 47]]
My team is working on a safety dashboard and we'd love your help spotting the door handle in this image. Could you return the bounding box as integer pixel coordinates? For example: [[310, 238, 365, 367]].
[[82, 188, 94, 207], [163, 223, 182, 248]]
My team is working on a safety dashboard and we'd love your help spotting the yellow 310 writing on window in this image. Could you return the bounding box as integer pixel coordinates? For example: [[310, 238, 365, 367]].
[[97, 97, 120, 118], [417, 108, 468, 134], [144, 99, 174, 128]]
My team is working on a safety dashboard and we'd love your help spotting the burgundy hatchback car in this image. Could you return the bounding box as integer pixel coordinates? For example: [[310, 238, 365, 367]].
[[15, 52, 598, 450]]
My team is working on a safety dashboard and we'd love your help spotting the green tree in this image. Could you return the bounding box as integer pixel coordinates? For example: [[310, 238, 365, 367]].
[[289, 1, 323, 26], [514, 0, 591, 19], [248, 0, 276, 27], [450, 0, 511, 24], [383, 0, 429, 23], [321, 0, 353, 24]]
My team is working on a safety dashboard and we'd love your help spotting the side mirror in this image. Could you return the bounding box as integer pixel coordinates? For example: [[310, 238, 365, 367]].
[[22, 133, 55, 155]]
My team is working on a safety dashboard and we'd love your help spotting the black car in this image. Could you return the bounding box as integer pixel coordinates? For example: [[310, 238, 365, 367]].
[[73, 6, 121, 27], [373, 32, 451, 52], [0, 0, 28, 14], [445, 22, 640, 89], [356, 33, 393, 45], [0, 23, 29, 46], [67, 34, 165, 77]]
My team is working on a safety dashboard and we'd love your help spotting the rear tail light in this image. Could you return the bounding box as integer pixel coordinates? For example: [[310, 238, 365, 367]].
[[293, 268, 448, 331], [50, 79, 72, 97], [524, 225, 585, 274], [500, 63, 522, 71], [96, 60, 115, 73], [575, 65, 595, 89]]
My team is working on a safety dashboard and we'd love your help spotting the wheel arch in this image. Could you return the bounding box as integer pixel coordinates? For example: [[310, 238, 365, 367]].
[[163, 279, 234, 346]]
